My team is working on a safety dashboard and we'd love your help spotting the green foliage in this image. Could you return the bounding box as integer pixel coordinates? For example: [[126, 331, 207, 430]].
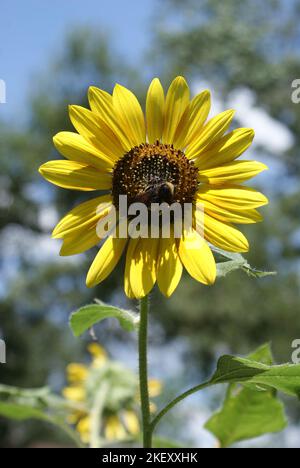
[[205, 345, 287, 447], [0, 385, 83, 446], [151, 344, 300, 447], [205, 387, 286, 448], [70, 300, 139, 337], [1, 343, 300, 448], [213, 247, 276, 279], [211, 356, 300, 397], [0, 402, 51, 422], [0, 352, 141, 448], [152, 436, 185, 448], [86, 362, 138, 413], [0, 385, 54, 422]]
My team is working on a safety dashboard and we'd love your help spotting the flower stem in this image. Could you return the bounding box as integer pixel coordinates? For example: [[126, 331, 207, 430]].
[[139, 295, 152, 448], [57, 420, 86, 448], [150, 381, 211, 433], [90, 382, 108, 449]]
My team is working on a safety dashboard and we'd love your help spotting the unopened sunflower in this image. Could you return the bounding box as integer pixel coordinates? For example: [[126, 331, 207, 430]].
[[39, 77, 268, 299]]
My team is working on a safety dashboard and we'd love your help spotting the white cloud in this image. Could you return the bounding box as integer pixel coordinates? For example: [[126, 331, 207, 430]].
[[229, 88, 294, 154]]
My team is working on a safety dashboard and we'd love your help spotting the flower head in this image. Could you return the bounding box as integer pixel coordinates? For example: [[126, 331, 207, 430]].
[[39, 77, 268, 299], [63, 343, 161, 444]]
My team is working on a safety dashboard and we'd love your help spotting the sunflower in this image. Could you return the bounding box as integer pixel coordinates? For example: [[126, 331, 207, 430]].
[[39, 76, 268, 299], [63, 343, 161, 444]]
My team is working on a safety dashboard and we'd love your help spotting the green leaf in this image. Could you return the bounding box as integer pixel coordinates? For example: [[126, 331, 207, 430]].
[[205, 387, 286, 448], [0, 385, 85, 447], [210, 355, 300, 397], [0, 401, 51, 421], [212, 247, 276, 279], [205, 344, 287, 447], [247, 343, 273, 365], [152, 436, 185, 448], [211, 356, 300, 397], [243, 266, 277, 279], [0, 385, 50, 399], [0, 385, 77, 412], [70, 301, 139, 337]]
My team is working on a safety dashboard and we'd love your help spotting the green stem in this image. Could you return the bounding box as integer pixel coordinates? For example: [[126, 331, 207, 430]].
[[90, 383, 109, 449], [139, 295, 152, 448], [56, 420, 86, 448], [150, 381, 211, 434]]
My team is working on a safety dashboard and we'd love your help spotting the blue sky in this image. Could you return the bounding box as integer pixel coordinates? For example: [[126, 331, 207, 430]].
[[0, 0, 155, 118]]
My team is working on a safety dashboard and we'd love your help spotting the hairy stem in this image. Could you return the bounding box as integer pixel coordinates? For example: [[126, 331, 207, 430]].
[[139, 295, 152, 448]]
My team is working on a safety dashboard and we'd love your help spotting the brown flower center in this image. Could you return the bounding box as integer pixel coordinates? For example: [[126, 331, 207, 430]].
[[112, 142, 199, 209]]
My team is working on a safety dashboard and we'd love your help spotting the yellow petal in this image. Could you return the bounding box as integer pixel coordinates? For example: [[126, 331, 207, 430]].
[[186, 109, 235, 159], [196, 211, 249, 252], [197, 199, 263, 225], [66, 364, 88, 384], [174, 90, 211, 150], [53, 131, 113, 171], [86, 235, 127, 288], [199, 160, 268, 185], [59, 226, 100, 256], [162, 76, 190, 145], [105, 416, 126, 441], [125, 238, 159, 299], [183, 90, 211, 147], [69, 105, 124, 162], [197, 184, 269, 210], [124, 254, 136, 300], [194, 128, 255, 170], [179, 229, 216, 285], [88, 86, 132, 151], [113, 84, 146, 147], [76, 416, 90, 443], [39, 160, 112, 191], [53, 195, 112, 238], [58, 199, 113, 254], [63, 386, 86, 402], [157, 235, 183, 297], [92, 357, 108, 369], [146, 78, 165, 144], [123, 410, 140, 435], [87, 342, 107, 360], [172, 104, 191, 150], [148, 379, 162, 398], [88, 343, 108, 369]]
